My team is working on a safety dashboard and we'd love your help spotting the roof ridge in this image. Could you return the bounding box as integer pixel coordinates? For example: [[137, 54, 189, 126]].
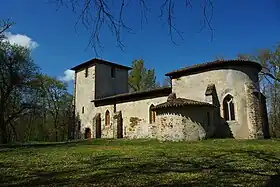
[[71, 58, 132, 71], [152, 97, 215, 110], [165, 59, 262, 77]]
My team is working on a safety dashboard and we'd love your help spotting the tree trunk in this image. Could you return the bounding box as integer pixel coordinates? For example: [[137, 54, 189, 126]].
[[54, 116, 58, 142], [0, 104, 8, 144], [0, 120, 8, 144]]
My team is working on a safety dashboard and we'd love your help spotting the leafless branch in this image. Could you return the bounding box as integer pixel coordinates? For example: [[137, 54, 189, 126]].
[[139, 0, 150, 30], [159, 0, 184, 45], [50, 0, 214, 54], [259, 65, 280, 83], [0, 19, 13, 39], [199, 0, 214, 41], [261, 72, 280, 83], [185, 0, 192, 8]]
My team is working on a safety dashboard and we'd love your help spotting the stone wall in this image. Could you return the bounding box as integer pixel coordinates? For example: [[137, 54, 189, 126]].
[[116, 96, 167, 139], [172, 66, 260, 139], [89, 96, 167, 139], [91, 96, 218, 141], [92, 96, 216, 141], [92, 104, 115, 138], [74, 61, 265, 141], [155, 107, 214, 141], [245, 82, 263, 139]]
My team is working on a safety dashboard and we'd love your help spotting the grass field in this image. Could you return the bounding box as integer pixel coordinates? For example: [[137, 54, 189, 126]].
[[0, 139, 280, 187]]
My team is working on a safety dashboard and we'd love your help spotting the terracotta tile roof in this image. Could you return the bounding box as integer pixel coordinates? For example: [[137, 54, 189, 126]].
[[71, 58, 132, 71], [165, 60, 262, 78], [92, 87, 172, 106], [152, 98, 215, 110]]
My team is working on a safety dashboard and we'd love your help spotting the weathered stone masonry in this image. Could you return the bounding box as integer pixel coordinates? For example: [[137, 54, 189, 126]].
[[71, 58, 270, 141]]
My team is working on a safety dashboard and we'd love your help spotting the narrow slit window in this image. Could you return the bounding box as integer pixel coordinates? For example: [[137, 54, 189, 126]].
[[85, 68, 88, 77], [111, 67, 116, 78]]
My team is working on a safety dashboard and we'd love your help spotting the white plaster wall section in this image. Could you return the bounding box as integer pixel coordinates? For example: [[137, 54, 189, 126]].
[[172, 67, 257, 103], [171, 66, 260, 139], [74, 65, 95, 135]]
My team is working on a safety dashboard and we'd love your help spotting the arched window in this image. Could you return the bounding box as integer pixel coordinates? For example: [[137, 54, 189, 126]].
[[105, 110, 110, 126], [149, 104, 156, 124], [223, 95, 235, 121]]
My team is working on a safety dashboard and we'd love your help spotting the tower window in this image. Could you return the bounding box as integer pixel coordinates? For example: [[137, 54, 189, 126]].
[[82, 107, 84, 114], [111, 67, 116, 78], [85, 68, 88, 77], [223, 95, 235, 121]]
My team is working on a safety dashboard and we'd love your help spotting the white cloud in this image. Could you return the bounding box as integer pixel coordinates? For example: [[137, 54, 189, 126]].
[[59, 69, 75, 82], [4, 32, 38, 49]]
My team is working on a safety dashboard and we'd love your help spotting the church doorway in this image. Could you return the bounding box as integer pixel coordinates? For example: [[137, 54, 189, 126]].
[[84, 128, 91, 139]]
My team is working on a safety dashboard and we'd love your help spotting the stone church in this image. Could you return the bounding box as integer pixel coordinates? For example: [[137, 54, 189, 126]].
[[71, 58, 270, 141]]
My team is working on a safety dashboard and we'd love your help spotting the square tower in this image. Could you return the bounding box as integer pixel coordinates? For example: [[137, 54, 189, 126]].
[[71, 58, 131, 137]]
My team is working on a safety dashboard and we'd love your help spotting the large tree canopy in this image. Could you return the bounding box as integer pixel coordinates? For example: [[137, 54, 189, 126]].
[[0, 20, 75, 144], [0, 40, 39, 143]]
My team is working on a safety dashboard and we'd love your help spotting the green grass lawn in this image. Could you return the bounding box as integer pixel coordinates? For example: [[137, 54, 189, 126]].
[[0, 139, 280, 187]]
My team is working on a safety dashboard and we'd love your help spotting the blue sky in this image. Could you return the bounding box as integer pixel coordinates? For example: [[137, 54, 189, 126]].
[[1, 0, 280, 91]]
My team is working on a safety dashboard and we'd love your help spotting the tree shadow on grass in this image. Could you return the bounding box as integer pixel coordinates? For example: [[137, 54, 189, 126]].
[[0, 150, 280, 186], [0, 139, 157, 152], [0, 139, 92, 149]]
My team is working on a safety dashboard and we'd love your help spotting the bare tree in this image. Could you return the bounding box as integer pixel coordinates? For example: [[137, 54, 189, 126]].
[[0, 20, 13, 40], [50, 0, 214, 54]]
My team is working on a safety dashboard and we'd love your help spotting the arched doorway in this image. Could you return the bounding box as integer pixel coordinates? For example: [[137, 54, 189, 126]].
[[84, 128, 91, 139]]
